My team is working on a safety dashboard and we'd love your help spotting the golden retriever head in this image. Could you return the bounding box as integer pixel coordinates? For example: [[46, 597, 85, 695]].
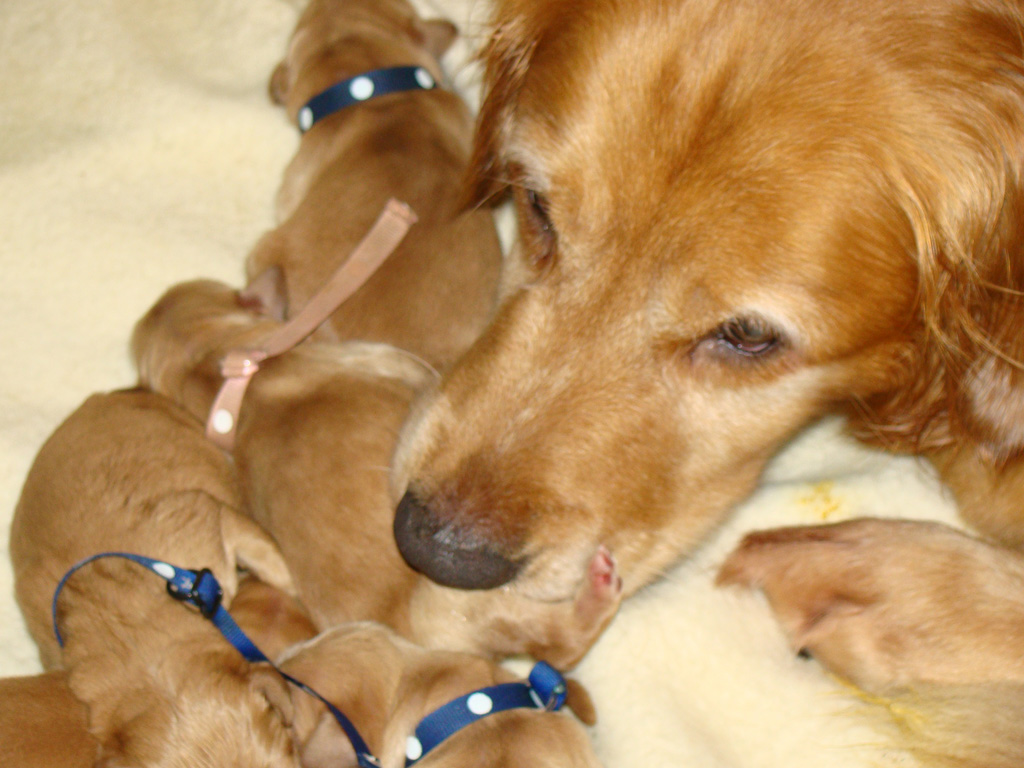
[[392, 0, 1024, 599]]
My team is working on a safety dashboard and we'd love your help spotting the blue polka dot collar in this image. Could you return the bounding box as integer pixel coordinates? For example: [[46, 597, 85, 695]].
[[404, 660, 568, 765], [298, 65, 438, 133]]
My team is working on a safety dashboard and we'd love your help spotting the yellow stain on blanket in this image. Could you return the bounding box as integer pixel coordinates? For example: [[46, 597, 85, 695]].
[[796, 481, 845, 521], [831, 674, 929, 732], [827, 672, 933, 768]]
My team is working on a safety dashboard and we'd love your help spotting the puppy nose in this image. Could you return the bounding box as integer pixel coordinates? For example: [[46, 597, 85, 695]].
[[393, 491, 522, 590]]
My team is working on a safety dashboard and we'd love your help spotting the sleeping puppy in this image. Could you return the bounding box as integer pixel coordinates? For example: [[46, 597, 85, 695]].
[[245, 0, 502, 370], [0, 578, 314, 768], [9, 388, 301, 767], [132, 279, 622, 669], [386, 0, 1024, 658], [278, 622, 601, 768], [229, 579, 602, 768]]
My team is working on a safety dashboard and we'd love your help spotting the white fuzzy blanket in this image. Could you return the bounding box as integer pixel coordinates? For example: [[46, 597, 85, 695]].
[[0, 1, 964, 765]]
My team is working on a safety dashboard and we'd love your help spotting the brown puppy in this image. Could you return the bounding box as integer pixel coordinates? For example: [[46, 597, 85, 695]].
[[278, 622, 601, 768], [718, 518, 1024, 767], [9, 389, 300, 766], [389, 0, 1024, 612], [246, 0, 502, 370], [133, 279, 621, 669], [0, 671, 97, 768], [228, 579, 601, 768]]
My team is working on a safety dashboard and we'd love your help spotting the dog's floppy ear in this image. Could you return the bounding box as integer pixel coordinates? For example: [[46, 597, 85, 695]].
[[855, 6, 1024, 464], [463, 15, 537, 208], [922, 52, 1024, 464]]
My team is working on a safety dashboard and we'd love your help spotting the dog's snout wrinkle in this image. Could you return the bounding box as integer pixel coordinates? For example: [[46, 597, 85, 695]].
[[393, 491, 522, 590]]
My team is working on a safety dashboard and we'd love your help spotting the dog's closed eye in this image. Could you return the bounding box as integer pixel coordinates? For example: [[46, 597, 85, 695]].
[[513, 183, 557, 270], [679, 315, 787, 371], [715, 316, 782, 357]]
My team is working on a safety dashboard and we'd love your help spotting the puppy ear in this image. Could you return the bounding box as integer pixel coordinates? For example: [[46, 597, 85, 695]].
[[219, 503, 295, 596], [250, 664, 295, 729], [463, 17, 536, 208], [269, 61, 290, 106], [416, 19, 458, 61], [240, 265, 288, 321], [564, 678, 597, 727]]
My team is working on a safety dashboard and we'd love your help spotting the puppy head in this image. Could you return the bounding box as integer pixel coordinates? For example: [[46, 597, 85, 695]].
[[393, 0, 1024, 599], [91, 657, 300, 768], [281, 622, 600, 768], [131, 279, 275, 407], [270, 0, 457, 114]]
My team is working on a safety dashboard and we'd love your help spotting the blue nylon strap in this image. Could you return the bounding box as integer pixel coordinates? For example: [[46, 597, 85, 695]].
[[298, 65, 438, 133], [405, 661, 568, 766], [51, 552, 380, 768]]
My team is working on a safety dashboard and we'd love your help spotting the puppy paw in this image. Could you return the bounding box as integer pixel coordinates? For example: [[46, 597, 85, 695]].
[[717, 518, 1024, 692]]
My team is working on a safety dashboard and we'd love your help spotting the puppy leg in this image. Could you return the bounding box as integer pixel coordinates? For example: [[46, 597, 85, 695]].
[[717, 518, 1024, 692]]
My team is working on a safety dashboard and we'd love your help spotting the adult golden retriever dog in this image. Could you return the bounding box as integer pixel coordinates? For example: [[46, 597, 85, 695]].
[[392, 0, 1024, 756]]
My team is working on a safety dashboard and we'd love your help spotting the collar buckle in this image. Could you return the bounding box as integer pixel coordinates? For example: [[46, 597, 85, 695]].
[[166, 567, 223, 618]]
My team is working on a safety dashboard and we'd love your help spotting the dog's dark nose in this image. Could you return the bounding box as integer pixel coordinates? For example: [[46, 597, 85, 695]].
[[393, 491, 522, 590]]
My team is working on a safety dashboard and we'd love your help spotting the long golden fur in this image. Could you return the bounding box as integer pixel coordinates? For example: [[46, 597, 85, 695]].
[[387, 0, 1024, 762]]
